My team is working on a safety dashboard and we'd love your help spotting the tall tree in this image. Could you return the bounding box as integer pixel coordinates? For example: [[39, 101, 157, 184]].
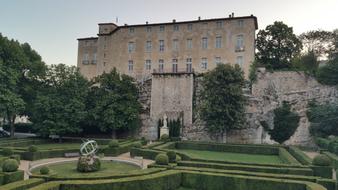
[[299, 30, 335, 59], [30, 64, 88, 142], [0, 34, 27, 136], [199, 64, 246, 142], [86, 68, 141, 138], [316, 58, 338, 85], [256, 21, 302, 70]]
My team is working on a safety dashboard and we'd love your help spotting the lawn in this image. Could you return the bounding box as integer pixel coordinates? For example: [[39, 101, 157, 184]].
[[173, 149, 284, 164], [32, 160, 140, 178]]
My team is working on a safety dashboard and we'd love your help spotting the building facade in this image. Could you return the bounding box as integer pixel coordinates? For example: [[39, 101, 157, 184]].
[[77, 15, 258, 80]]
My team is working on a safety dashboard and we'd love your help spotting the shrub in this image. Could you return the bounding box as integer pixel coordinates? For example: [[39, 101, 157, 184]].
[[108, 140, 119, 148], [77, 156, 101, 172], [155, 153, 169, 165], [2, 148, 13, 156], [166, 151, 176, 163], [10, 154, 21, 163], [269, 101, 300, 144], [40, 166, 50, 175], [313, 154, 331, 166], [176, 155, 182, 162], [132, 142, 142, 148], [160, 134, 169, 141], [141, 137, 148, 145], [28, 145, 38, 152], [2, 159, 19, 172]]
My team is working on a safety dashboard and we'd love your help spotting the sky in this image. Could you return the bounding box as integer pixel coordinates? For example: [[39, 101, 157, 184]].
[[1, 0, 338, 66]]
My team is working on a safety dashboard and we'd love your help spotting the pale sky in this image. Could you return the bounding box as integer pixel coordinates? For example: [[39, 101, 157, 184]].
[[1, 0, 337, 66]]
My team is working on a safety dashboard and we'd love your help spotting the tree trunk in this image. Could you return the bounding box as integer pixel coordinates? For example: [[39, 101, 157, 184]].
[[9, 115, 16, 138], [111, 130, 116, 139]]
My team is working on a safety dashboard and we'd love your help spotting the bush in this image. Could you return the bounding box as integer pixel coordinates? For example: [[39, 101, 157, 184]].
[[132, 142, 142, 148], [77, 156, 101, 172], [316, 58, 338, 85], [10, 154, 21, 164], [160, 134, 169, 141], [155, 153, 169, 165], [2, 159, 19, 172], [313, 154, 331, 166], [2, 148, 13, 156], [40, 166, 50, 175], [141, 137, 148, 145], [176, 155, 182, 162], [28, 145, 38, 152], [166, 151, 176, 163], [108, 140, 119, 148]]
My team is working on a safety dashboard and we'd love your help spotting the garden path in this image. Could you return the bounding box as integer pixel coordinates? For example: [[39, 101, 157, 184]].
[[19, 152, 154, 180]]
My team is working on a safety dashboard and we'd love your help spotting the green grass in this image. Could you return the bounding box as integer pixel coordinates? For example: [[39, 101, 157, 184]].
[[174, 149, 284, 164], [32, 160, 140, 178]]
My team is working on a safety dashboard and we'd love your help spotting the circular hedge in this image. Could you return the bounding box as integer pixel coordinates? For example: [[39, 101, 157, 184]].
[[166, 151, 176, 163], [312, 154, 331, 166], [132, 142, 142, 148], [77, 156, 101, 172], [160, 134, 169, 141], [155, 154, 169, 165], [2, 159, 19, 172], [108, 140, 119, 148], [40, 166, 50, 175], [2, 148, 13, 156], [28, 145, 38, 152]]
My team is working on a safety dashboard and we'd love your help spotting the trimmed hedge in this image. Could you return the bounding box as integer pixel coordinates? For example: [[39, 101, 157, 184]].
[[316, 138, 330, 150], [177, 161, 314, 176], [1, 170, 24, 185], [103, 141, 142, 156], [0, 178, 44, 190], [278, 148, 301, 165], [288, 146, 312, 165], [20, 148, 80, 161], [310, 165, 332, 179], [130, 148, 165, 160], [323, 151, 338, 169], [175, 141, 279, 155]]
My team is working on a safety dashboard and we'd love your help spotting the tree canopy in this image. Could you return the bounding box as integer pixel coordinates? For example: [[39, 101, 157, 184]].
[[256, 21, 302, 70], [86, 68, 141, 138], [299, 30, 335, 59], [199, 64, 246, 141]]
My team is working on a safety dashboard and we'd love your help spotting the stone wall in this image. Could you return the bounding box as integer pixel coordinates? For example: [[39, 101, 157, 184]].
[[138, 70, 338, 146]]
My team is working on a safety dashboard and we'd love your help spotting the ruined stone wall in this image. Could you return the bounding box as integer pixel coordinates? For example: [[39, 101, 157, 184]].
[[138, 70, 338, 145]]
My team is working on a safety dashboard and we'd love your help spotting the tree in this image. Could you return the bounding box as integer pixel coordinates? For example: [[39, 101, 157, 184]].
[[86, 68, 141, 138], [0, 34, 27, 137], [316, 58, 338, 85], [292, 50, 318, 74], [307, 102, 338, 137], [299, 30, 335, 59], [269, 102, 300, 144], [199, 64, 246, 141], [30, 64, 88, 142], [256, 21, 302, 70]]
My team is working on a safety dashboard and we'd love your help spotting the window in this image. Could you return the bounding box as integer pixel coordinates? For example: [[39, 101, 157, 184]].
[[172, 59, 178, 73], [82, 53, 89, 64], [216, 21, 224, 28], [159, 40, 164, 52], [146, 26, 152, 32], [187, 24, 193, 31], [201, 58, 208, 70], [129, 28, 135, 33], [159, 59, 164, 72], [159, 25, 165, 32], [103, 62, 106, 67], [215, 57, 221, 65], [186, 39, 192, 49], [145, 60, 151, 70], [128, 42, 135, 53], [173, 39, 179, 50], [236, 35, 244, 51], [216, 36, 222, 48], [146, 41, 152, 52], [173, 25, 179, 31], [128, 60, 133, 71], [186, 58, 192, 72], [202, 37, 208, 49], [238, 20, 244, 27], [236, 56, 244, 68], [92, 53, 97, 64], [103, 53, 106, 58]]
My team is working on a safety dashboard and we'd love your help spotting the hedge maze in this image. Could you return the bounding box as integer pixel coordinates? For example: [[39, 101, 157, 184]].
[[0, 138, 337, 190]]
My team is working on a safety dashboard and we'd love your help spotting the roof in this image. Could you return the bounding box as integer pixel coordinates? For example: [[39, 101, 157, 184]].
[[77, 37, 98, 41]]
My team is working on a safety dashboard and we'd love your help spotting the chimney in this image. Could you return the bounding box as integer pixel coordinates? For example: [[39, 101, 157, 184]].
[[231, 12, 234, 17], [173, 19, 176, 23], [229, 14, 231, 18], [146, 21, 149, 24], [124, 24, 128, 26], [198, 16, 201, 20]]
